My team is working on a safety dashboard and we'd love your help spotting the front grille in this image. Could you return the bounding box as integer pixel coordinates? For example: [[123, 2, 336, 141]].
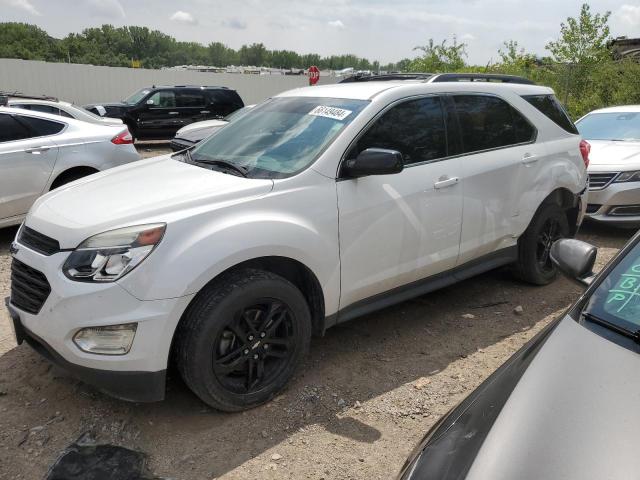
[[18, 226, 60, 255], [10, 259, 51, 314], [586, 204, 602, 214], [588, 172, 618, 190]]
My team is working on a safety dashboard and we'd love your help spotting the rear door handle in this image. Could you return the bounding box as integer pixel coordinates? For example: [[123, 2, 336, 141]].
[[522, 153, 539, 165], [24, 146, 50, 154], [200, 110, 210, 114], [434, 176, 459, 189], [169, 111, 180, 115]]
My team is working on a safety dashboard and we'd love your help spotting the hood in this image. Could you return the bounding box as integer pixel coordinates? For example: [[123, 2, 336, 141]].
[[464, 317, 640, 480], [587, 139, 640, 170], [84, 102, 129, 118], [176, 124, 225, 143], [100, 116, 124, 125], [26, 155, 273, 248], [177, 119, 228, 136]]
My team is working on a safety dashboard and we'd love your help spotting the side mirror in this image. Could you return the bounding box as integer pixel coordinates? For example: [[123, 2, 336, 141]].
[[550, 239, 597, 286], [146, 99, 154, 106], [342, 148, 404, 178]]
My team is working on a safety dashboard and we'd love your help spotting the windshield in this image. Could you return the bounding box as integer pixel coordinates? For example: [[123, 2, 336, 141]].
[[71, 104, 104, 120], [584, 239, 640, 334], [124, 88, 150, 105], [224, 106, 253, 122], [190, 97, 369, 178], [576, 112, 640, 141]]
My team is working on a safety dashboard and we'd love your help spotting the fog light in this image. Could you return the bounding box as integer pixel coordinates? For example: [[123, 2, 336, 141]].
[[73, 323, 137, 355]]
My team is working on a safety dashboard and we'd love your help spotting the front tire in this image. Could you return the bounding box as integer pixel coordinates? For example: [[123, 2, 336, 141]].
[[513, 203, 569, 285], [175, 269, 312, 411]]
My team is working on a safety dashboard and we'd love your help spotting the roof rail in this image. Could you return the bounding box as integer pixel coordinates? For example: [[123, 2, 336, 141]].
[[338, 73, 434, 83], [0, 91, 59, 102], [429, 73, 535, 85]]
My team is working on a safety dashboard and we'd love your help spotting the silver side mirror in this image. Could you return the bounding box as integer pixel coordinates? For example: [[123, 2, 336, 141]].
[[550, 239, 597, 286]]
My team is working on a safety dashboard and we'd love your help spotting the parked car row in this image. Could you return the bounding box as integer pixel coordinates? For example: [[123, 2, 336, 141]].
[[3, 74, 640, 479]]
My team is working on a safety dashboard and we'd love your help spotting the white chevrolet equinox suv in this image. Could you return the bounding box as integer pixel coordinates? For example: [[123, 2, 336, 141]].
[[6, 73, 589, 411]]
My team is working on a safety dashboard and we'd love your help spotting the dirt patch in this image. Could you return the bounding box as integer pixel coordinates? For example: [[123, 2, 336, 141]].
[[0, 177, 632, 479]]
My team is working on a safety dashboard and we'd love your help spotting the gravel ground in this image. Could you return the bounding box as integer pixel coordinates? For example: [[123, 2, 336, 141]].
[[0, 145, 632, 479]]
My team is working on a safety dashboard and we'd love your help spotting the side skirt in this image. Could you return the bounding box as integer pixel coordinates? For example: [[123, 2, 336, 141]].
[[325, 246, 518, 330]]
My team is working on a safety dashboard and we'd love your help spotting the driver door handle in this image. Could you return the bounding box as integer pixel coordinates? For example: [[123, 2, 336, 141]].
[[434, 176, 459, 189], [169, 111, 180, 115], [200, 110, 210, 114], [24, 146, 50, 154]]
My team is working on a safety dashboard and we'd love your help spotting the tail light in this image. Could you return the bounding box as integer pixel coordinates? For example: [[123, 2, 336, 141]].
[[111, 130, 133, 145], [579, 139, 590, 168]]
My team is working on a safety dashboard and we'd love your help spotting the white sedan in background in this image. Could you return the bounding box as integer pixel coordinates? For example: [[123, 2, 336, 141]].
[[577, 105, 640, 227], [7, 98, 123, 126], [0, 107, 139, 228]]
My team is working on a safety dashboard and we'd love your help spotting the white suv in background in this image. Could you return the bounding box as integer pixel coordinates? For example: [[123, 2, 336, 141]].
[[6, 74, 588, 411], [576, 105, 640, 227]]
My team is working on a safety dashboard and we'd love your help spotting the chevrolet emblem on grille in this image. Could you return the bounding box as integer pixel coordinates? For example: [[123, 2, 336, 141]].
[[9, 243, 19, 256]]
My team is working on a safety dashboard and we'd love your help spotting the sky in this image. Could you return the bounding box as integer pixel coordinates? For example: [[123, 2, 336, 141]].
[[2, 0, 640, 65]]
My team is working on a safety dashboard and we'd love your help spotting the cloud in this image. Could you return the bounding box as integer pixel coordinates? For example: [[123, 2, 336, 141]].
[[460, 33, 476, 41], [86, 0, 125, 18], [2, 0, 40, 15], [328, 19, 345, 28], [616, 4, 640, 27], [222, 17, 247, 30], [170, 10, 198, 25]]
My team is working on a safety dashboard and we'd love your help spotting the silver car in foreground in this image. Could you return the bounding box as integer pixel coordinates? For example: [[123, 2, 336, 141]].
[[399, 234, 640, 479], [0, 107, 139, 228]]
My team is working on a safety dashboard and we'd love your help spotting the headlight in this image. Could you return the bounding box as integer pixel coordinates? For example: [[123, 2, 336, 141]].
[[63, 223, 165, 282], [615, 171, 640, 182]]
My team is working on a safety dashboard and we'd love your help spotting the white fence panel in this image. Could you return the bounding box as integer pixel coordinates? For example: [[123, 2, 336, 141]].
[[0, 58, 336, 106]]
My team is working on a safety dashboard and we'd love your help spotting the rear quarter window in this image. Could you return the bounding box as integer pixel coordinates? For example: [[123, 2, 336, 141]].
[[16, 115, 65, 136], [522, 94, 578, 134]]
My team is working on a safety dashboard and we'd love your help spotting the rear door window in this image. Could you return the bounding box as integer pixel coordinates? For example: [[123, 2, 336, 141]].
[[349, 96, 447, 165], [0, 114, 31, 142], [16, 116, 65, 136], [522, 94, 578, 134], [453, 94, 535, 154], [177, 90, 206, 108]]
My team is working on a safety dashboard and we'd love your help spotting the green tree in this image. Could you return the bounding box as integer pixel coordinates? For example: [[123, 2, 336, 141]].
[[546, 3, 611, 64], [410, 36, 467, 72]]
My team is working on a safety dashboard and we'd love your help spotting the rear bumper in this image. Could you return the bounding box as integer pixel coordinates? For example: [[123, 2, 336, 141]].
[[6, 298, 166, 402]]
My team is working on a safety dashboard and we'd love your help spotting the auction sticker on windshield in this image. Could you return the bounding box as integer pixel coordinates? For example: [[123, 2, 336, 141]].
[[309, 106, 352, 121]]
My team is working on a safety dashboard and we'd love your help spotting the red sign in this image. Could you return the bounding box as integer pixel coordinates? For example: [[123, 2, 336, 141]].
[[308, 65, 320, 86]]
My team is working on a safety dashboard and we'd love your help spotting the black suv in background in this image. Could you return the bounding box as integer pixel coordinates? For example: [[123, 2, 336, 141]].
[[84, 85, 244, 140]]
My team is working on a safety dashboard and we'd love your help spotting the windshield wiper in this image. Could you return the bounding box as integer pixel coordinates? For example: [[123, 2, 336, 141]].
[[582, 311, 640, 344], [191, 157, 248, 177]]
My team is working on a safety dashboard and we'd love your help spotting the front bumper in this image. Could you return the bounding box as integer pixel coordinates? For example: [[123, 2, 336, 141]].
[[6, 241, 195, 402], [6, 299, 165, 402], [586, 181, 640, 227]]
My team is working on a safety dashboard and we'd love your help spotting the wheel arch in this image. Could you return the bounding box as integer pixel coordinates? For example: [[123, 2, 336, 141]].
[[171, 255, 326, 360], [50, 166, 100, 190], [539, 187, 582, 237]]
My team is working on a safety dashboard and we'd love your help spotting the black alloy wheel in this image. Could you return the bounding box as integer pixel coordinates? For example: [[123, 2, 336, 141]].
[[176, 268, 312, 411], [213, 300, 296, 394]]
